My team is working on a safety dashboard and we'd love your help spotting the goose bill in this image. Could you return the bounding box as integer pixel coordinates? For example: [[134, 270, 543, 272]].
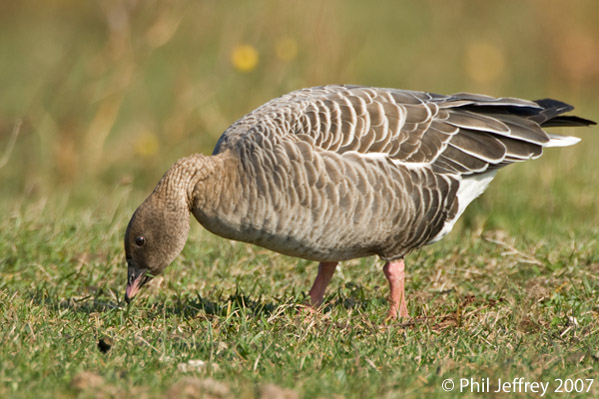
[[125, 264, 151, 303]]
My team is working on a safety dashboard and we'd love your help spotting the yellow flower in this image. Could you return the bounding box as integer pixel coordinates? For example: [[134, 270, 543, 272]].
[[275, 37, 298, 62], [231, 44, 259, 72], [135, 131, 159, 158]]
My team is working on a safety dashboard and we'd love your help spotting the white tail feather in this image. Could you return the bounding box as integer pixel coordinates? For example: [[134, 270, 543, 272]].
[[544, 134, 581, 148], [427, 171, 497, 244]]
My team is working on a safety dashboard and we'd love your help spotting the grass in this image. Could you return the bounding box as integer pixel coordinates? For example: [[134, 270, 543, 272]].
[[1, 1, 599, 398], [2, 176, 599, 398]]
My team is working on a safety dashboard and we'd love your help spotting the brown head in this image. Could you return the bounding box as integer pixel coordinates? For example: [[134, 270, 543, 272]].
[[124, 190, 190, 303], [122, 153, 234, 303]]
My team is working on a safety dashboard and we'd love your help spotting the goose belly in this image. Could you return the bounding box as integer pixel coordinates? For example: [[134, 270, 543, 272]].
[[193, 150, 456, 261], [193, 187, 384, 262]]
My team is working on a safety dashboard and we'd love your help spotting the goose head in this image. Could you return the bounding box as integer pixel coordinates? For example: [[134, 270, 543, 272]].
[[124, 195, 190, 303]]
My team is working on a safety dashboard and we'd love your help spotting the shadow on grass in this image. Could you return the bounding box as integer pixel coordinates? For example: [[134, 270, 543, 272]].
[[24, 284, 499, 336], [165, 291, 280, 319], [159, 282, 387, 319], [27, 284, 285, 318], [27, 284, 122, 314], [26, 281, 444, 322]]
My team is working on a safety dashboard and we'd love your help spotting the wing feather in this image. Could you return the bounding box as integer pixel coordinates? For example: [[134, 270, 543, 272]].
[[214, 85, 589, 179]]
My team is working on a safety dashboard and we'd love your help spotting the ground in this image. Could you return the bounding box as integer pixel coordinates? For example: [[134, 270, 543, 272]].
[[1, 1, 598, 397], [2, 163, 599, 398]]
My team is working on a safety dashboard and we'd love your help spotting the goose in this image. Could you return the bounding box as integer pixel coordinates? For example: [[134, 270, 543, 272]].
[[123, 85, 595, 319]]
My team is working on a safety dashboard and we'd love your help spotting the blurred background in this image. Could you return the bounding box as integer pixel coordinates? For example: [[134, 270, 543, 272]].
[[0, 0, 597, 223]]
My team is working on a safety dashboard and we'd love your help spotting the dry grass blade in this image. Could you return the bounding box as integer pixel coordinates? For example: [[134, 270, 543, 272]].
[[0, 119, 21, 169]]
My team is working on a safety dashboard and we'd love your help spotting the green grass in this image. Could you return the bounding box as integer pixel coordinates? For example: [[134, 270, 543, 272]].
[[2, 183, 599, 398], [1, 1, 599, 398]]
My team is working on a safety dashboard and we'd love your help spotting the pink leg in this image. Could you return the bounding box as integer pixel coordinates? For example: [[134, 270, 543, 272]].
[[383, 259, 409, 319], [308, 262, 338, 307]]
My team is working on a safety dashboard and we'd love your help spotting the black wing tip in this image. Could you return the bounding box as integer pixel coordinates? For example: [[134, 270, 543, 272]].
[[542, 115, 596, 127], [533, 98, 596, 127], [534, 98, 574, 113]]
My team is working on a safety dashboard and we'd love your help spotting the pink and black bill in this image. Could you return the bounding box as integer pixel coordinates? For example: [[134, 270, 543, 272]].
[[124, 261, 151, 303]]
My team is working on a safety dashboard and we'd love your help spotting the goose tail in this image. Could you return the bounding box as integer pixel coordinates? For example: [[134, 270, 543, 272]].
[[532, 98, 595, 148]]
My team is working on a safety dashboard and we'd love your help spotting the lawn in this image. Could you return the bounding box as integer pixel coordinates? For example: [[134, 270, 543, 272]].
[[1, 1, 598, 398]]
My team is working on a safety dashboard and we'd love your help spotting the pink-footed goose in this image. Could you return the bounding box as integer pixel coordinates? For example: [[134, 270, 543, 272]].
[[124, 85, 595, 319]]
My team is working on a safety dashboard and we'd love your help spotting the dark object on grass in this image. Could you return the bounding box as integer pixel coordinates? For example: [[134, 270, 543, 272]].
[[122, 85, 595, 319], [98, 337, 113, 353]]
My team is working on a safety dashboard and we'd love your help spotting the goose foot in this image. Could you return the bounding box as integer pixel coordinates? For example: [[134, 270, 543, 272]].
[[307, 261, 338, 308], [383, 259, 409, 320]]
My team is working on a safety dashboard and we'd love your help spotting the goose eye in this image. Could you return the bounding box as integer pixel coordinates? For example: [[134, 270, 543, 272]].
[[135, 236, 146, 246]]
